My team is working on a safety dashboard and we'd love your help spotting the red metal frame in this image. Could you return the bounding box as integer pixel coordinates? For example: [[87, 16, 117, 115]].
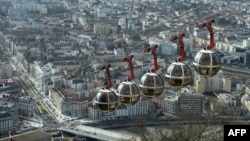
[[144, 45, 159, 73], [100, 64, 112, 89], [170, 33, 186, 62], [121, 55, 135, 81], [199, 19, 215, 50]]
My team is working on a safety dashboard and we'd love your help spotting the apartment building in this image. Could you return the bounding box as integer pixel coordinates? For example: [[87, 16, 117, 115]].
[[0, 102, 18, 126], [0, 111, 13, 136], [49, 88, 89, 118], [0, 62, 12, 78], [93, 23, 117, 36], [195, 70, 231, 93], [88, 105, 100, 119], [217, 93, 241, 116], [163, 95, 178, 116], [88, 97, 148, 119], [127, 96, 149, 118], [178, 92, 204, 118], [18, 96, 35, 117]]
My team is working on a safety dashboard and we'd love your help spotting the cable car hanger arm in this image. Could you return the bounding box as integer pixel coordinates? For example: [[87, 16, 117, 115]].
[[170, 33, 186, 62], [144, 45, 158, 72], [100, 64, 112, 89], [121, 55, 135, 81], [199, 19, 215, 50]]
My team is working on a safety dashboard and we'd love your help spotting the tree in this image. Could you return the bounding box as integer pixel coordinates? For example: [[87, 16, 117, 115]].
[[124, 111, 227, 141], [127, 116, 154, 141]]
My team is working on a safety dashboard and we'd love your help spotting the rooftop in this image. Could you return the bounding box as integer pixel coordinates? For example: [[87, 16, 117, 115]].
[[0, 111, 12, 118], [0, 102, 16, 108], [51, 88, 88, 102], [19, 96, 34, 103]]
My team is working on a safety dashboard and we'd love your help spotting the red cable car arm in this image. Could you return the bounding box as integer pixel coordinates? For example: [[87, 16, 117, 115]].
[[199, 19, 215, 50], [144, 45, 158, 73], [100, 64, 112, 89], [170, 33, 186, 62], [121, 55, 135, 81]]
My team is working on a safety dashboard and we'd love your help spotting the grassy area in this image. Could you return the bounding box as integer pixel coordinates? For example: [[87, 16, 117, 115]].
[[36, 102, 49, 115], [26, 89, 36, 97], [36, 102, 56, 121], [17, 74, 35, 97], [3, 48, 35, 97]]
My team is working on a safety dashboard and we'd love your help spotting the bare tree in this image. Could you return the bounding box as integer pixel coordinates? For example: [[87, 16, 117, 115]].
[[148, 110, 223, 141], [126, 116, 154, 141], [123, 111, 226, 141]]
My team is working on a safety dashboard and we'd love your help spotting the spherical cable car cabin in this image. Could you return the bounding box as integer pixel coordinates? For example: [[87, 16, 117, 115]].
[[139, 45, 164, 97], [93, 64, 118, 112], [116, 55, 140, 106], [165, 33, 193, 88]]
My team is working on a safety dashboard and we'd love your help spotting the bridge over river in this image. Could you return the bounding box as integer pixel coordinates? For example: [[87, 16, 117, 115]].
[[58, 125, 141, 141]]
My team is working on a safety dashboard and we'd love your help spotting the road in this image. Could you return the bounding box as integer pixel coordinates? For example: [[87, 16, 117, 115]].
[[59, 119, 250, 141], [1, 48, 57, 123], [1, 48, 90, 128], [221, 66, 250, 74], [59, 125, 141, 141]]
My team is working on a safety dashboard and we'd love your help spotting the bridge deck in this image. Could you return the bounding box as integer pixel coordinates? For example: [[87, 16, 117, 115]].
[[59, 125, 141, 141]]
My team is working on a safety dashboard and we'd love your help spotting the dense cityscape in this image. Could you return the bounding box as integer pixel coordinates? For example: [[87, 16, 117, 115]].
[[0, 0, 250, 140]]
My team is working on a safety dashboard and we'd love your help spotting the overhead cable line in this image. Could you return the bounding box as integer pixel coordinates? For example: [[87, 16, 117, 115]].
[[16, 1, 233, 84], [179, 0, 224, 17], [15, 11, 231, 85], [128, 11, 231, 49], [102, 0, 223, 48], [23, 12, 234, 83]]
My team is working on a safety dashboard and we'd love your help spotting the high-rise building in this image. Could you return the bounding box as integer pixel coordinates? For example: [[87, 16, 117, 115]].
[[163, 95, 178, 116], [178, 92, 204, 118], [0, 102, 18, 126], [195, 70, 231, 93], [127, 97, 148, 118], [0, 111, 13, 136]]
